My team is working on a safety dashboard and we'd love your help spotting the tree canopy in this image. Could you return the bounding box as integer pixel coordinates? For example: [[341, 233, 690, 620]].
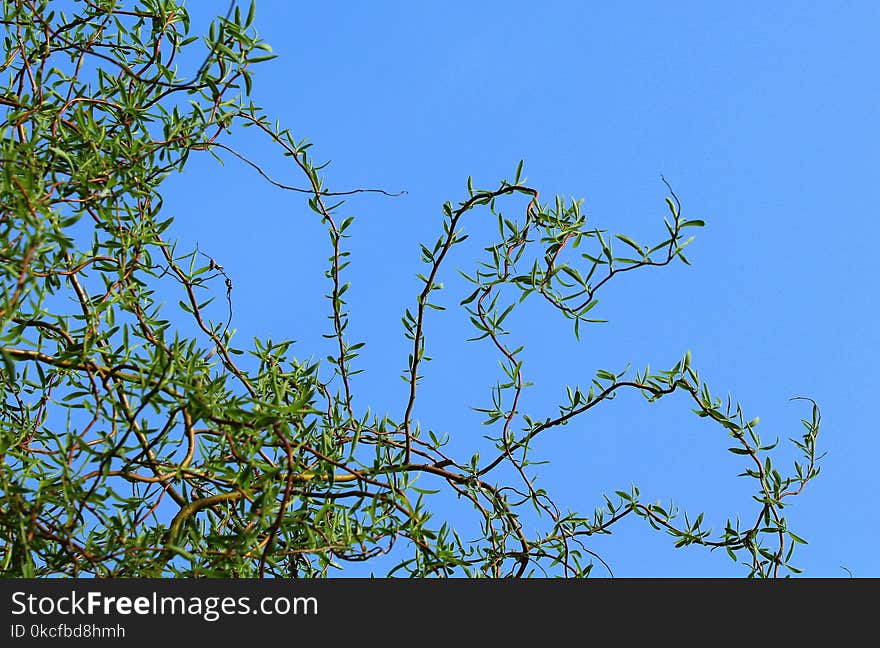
[[0, 0, 821, 577]]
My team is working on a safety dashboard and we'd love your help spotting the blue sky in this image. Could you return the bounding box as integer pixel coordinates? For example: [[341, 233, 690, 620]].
[[161, 1, 879, 576]]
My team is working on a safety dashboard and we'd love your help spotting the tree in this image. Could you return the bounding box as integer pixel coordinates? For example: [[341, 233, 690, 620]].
[[0, 0, 821, 578]]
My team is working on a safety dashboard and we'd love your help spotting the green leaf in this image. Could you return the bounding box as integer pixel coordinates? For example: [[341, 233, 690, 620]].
[[789, 532, 808, 545], [514, 159, 524, 184], [615, 234, 643, 255], [0, 349, 15, 378]]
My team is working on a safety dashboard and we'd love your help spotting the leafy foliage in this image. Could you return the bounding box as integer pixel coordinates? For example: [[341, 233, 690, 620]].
[[0, 0, 821, 577]]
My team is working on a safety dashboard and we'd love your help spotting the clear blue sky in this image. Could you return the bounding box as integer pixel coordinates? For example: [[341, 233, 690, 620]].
[[162, 1, 879, 576]]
